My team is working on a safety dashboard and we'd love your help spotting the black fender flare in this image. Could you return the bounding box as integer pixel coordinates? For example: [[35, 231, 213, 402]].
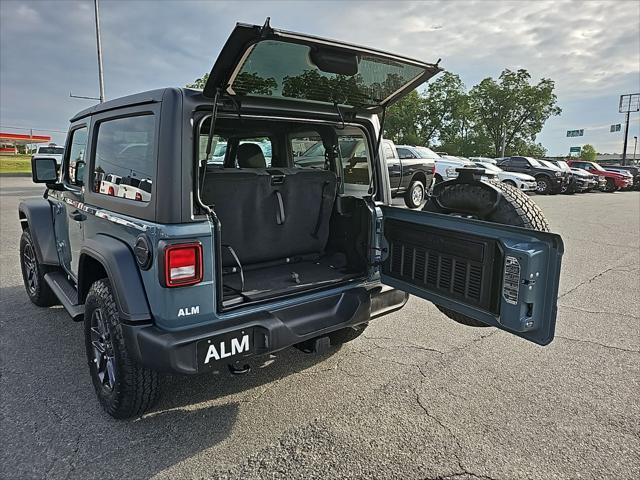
[[79, 235, 151, 323], [18, 199, 60, 266]]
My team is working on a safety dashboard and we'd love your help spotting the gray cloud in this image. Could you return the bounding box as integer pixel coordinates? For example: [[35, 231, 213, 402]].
[[1, 0, 638, 154]]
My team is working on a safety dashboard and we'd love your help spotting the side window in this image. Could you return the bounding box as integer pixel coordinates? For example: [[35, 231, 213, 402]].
[[397, 148, 414, 159], [92, 115, 156, 202], [66, 127, 88, 187], [236, 137, 272, 167], [290, 127, 372, 197], [512, 158, 527, 167], [198, 133, 228, 166]]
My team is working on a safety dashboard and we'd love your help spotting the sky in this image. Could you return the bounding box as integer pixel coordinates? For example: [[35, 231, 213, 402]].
[[1, 0, 639, 156]]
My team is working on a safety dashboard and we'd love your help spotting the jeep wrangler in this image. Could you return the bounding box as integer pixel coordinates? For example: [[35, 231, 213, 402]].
[[19, 21, 563, 419]]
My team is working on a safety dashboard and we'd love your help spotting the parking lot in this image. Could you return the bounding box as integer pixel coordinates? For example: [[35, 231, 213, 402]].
[[1, 176, 638, 479]]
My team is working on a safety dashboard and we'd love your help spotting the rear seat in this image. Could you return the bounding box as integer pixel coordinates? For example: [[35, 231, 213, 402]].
[[201, 143, 338, 268]]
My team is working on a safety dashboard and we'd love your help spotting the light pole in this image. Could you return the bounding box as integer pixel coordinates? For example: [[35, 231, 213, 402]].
[[94, 0, 105, 103], [633, 136, 638, 164]]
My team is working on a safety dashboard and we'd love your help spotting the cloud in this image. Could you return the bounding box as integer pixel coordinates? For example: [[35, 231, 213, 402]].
[[1, 0, 638, 154]]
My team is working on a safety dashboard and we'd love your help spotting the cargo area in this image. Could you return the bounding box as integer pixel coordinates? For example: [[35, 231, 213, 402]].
[[196, 115, 375, 310]]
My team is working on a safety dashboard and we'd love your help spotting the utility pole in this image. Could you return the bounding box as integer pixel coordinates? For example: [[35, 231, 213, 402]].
[[633, 136, 638, 164], [94, 0, 105, 103], [621, 111, 630, 165]]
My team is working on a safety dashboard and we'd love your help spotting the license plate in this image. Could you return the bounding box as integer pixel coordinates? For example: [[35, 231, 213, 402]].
[[196, 329, 253, 369]]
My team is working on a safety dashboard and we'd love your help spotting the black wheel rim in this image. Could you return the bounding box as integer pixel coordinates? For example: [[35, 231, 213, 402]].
[[22, 242, 38, 295], [90, 308, 116, 390]]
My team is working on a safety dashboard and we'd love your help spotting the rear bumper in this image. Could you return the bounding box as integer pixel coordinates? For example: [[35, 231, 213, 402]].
[[122, 286, 408, 374]]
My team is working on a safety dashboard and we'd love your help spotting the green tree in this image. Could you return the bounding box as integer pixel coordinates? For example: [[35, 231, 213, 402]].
[[469, 69, 561, 157], [187, 73, 209, 89], [580, 144, 597, 161], [385, 90, 423, 145]]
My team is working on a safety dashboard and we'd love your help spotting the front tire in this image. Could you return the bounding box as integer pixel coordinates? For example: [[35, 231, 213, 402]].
[[535, 176, 552, 194], [19, 229, 57, 307], [604, 178, 617, 193], [84, 279, 160, 419], [423, 181, 549, 327], [404, 180, 425, 209]]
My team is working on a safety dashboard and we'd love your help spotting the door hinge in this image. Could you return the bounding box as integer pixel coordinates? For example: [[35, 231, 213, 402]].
[[56, 241, 66, 251]]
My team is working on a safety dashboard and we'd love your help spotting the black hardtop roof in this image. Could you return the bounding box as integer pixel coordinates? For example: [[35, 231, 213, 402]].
[[69, 88, 205, 122]]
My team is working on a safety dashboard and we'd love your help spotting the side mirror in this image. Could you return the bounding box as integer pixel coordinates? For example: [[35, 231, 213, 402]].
[[74, 161, 86, 186], [31, 157, 58, 183]]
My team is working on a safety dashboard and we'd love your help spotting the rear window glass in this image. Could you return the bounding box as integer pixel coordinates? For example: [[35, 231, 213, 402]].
[[92, 115, 156, 202], [39, 146, 64, 155], [230, 40, 427, 108]]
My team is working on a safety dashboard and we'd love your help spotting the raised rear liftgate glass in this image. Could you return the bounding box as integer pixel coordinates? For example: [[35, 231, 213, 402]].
[[226, 39, 430, 109]]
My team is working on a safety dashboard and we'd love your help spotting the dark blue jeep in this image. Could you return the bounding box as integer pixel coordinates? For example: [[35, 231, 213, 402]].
[[19, 21, 564, 418]]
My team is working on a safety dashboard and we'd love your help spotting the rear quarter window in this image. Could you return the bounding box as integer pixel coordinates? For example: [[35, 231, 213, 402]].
[[92, 114, 156, 202]]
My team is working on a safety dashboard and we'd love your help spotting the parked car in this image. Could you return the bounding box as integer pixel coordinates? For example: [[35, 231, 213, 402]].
[[20, 21, 564, 418], [434, 155, 494, 183], [116, 177, 152, 202], [32, 144, 65, 167], [545, 159, 585, 194], [469, 156, 497, 164], [387, 143, 437, 208], [98, 173, 122, 196], [603, 165, 640, 190], [567, 160, 633, 192], [473, 161, 537, 192], [497, 156, 566, 194], [565, 167, 598, 192]]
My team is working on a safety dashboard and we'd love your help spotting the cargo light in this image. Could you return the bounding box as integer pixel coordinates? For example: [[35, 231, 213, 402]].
[[164, 243, 203, 287]]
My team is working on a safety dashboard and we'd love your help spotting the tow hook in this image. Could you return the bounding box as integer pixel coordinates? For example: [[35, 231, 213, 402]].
[[228, 362, 251, 375], [295, 335, 331, 354]]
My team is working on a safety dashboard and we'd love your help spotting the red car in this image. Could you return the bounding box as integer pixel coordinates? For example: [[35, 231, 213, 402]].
[[567, 160, 633, 192]]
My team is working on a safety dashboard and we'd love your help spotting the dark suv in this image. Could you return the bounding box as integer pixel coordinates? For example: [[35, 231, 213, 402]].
[[19, 21, 564, 418], [498, 156, 566, 194]]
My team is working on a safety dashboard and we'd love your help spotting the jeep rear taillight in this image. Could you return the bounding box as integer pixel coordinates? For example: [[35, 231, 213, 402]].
[[107, 186, 115, 196], [164, 243, 203, 287], [135, 192, 142, 201]]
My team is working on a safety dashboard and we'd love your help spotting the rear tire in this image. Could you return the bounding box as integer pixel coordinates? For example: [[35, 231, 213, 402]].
[[84, 279, 160, 419], [19, 229, 57, 307], [423, 181, 550, 327], [404, 180, 425, 209], [605, 178, 616, 193]]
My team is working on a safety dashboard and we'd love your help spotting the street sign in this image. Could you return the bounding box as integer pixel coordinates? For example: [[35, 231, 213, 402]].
[[567, 129, 584, 137], [569, 146, 581, 153], [610, 124, 621, 132]]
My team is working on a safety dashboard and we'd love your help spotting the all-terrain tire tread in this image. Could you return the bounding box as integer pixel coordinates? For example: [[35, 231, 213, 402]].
[[85, 279, 160, 419]]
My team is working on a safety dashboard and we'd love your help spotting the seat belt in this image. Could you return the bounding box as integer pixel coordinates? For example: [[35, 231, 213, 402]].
[[222, 244, 245, 292], [312, 180, 331, 239]]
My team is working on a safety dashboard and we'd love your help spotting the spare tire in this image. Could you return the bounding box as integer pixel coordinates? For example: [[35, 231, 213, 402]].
[[423, 181, 549, 327]]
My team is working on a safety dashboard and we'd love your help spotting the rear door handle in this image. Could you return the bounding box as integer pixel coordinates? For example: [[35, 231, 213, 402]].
[[69, 210, 86, 221]]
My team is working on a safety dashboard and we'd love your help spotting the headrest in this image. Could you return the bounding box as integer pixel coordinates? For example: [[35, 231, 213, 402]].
[[237, 143, 266, 168]]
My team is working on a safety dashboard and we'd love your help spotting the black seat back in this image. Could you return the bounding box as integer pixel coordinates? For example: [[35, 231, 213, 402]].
[[201, 168, 337, 268]]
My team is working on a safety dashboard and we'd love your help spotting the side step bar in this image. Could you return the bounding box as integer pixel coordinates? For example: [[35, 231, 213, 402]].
[[44, 271, 84, 321]]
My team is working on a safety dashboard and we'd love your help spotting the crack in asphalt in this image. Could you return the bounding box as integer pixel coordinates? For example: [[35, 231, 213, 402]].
[[559, 264, 627, 299], [423, 473, 500, 480], [555, 335, 639, 354], [559, 303, 640, 320]]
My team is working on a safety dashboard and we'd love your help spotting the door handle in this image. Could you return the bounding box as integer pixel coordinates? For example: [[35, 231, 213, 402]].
[[69, 210, 86, 221]]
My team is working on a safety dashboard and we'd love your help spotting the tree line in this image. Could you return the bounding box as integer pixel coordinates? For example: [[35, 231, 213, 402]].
[[188, 68, 565, 159], [385, 69, 561, 158]]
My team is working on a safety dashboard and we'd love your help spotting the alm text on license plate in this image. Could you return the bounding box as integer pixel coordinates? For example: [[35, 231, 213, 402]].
[[196, 329, 253, 369]]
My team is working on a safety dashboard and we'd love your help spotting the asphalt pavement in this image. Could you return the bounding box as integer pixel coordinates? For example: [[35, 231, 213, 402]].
[[1, 176, 638, 480]]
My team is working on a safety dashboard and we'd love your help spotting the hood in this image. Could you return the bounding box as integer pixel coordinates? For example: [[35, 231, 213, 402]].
[[203, 20, 442, 113], [509, 172, 536, 181]]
